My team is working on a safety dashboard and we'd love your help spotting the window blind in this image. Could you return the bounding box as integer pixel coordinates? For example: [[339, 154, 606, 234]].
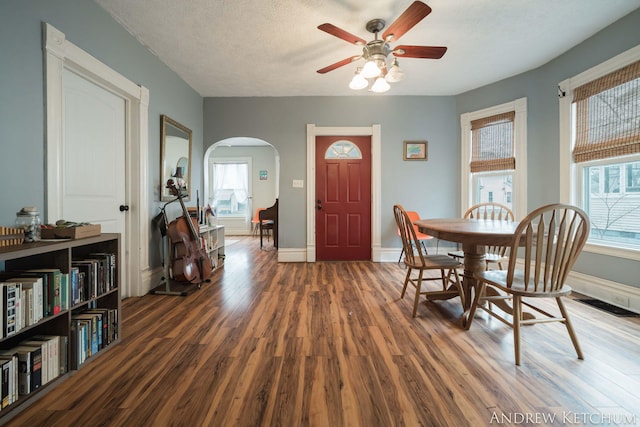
[[572, 60, 640, 163], [470, 111, 516, 173]]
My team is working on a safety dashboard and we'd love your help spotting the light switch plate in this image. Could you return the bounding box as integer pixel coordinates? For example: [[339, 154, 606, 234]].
[[292, 179, 304, 188]]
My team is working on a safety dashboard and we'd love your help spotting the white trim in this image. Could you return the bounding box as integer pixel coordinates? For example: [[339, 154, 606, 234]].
[[558, 44, 640, 259], [581, 242, 640, 261], [277, 248, 307, 262], [565, 270, 640, 314], [460, 98, 527, 219], [43, 23, 149, 297], [305, 124, 382, 262]]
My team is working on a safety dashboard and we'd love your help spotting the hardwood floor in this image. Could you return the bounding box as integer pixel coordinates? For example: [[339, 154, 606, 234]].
[[6, 237, 640, 426]]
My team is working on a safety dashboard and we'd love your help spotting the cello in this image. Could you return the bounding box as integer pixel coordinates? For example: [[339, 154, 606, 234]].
[[165, 179, 213, 284]]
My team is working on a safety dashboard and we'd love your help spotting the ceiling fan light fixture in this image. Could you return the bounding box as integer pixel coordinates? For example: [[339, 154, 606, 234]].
[[385, 58, 404, 83], [317, 2, 447, 94], [361, 60, 381, 78], [371, 76, 390, 93], [349, 68, 368, 90]]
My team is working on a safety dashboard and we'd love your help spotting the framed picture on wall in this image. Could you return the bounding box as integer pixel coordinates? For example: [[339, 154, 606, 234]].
[[403, 140, 428, 161]]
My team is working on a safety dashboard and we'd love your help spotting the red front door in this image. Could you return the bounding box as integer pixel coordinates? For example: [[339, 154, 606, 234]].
[[315, 136, 371, 261]]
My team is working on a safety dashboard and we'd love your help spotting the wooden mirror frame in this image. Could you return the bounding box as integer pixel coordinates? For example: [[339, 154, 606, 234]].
[[160, 115, 192, 201]]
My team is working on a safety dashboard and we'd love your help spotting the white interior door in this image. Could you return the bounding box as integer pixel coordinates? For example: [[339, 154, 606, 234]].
[[62, 69, 126, 237]]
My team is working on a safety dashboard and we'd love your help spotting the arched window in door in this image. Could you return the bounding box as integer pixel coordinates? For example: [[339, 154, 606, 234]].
[[325, 140, 363, 159]]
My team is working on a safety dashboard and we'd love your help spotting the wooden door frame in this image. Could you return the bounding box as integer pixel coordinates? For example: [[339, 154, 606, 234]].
[[306, 124, 381, 262], [44, 23, 150, 297]]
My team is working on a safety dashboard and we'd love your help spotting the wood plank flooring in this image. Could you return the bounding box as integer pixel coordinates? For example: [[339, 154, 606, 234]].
[[6, 237, 640, 426]]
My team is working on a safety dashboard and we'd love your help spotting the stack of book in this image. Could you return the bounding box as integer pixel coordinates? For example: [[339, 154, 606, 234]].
[[70, 308, 118, 369], [0, 335, 66, 405], [0, 268, 68, 338], [71, 252, 116, 304]]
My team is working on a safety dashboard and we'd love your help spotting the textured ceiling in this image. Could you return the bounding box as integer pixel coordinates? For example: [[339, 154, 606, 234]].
[[94, 0, 640, 97]]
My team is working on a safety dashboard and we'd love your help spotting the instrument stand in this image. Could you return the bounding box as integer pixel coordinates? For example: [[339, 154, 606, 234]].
[[151, 233, 191, 296], [150, 197, 197, 296]]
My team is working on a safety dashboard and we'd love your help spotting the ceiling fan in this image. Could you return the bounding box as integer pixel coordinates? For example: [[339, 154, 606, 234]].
[[316, 1, 447, 92]]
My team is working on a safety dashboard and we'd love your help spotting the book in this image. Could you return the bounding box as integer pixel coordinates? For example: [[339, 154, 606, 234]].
[[77, 271, 86, 303], [21, 286, 32, 327], [21, 340, 48, 385], [88, 253, 116, 291], [32, 335, 62, 383], [72, 313, 100, 357], [24, 269, 62, 316], [12, 345, 42, 395], [60, 273, 69, 311], [11, 277, 44, 324], [72, 260, 97, 300], [83, 309, 108, 349], [69, 266, 80, 306], [0, 351, 18, 404], [59, 336, 68, 377], [0, 282, 20, 337], [0, 357, 12, 408], [70, 319, 91, 369]]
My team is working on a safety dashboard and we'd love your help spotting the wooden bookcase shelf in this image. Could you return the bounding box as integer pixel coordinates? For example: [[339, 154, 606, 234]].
[[0, 233, 121, 422], [199, 224, 225, 270]]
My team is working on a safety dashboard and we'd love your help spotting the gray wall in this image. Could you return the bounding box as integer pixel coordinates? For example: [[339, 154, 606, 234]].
[[203, 96, 459, 248], [0, 0, 203, 268], [1, 1, 638, 287], [455, 8, 640, 287]]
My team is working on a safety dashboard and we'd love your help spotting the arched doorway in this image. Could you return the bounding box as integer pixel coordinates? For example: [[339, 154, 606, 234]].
[[204, 137, 280, 235]]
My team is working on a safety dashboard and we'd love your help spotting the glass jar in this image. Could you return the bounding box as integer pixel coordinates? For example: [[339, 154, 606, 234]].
[[15, 207, 41, 242]]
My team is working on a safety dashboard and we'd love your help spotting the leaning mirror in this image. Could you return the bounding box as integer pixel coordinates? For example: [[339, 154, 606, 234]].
[[160, 115, 192, 201]]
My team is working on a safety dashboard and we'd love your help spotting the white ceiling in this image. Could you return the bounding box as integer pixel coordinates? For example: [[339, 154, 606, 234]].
[[95, 0, 640, 97]]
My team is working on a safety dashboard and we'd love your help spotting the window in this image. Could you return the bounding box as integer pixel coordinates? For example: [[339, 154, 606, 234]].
[[325, 140, 362, 159], [461, 98, 527, 218], [582, 162, 640, 247], [211, 160, 250, 217], [627, 163, 640, 192], [559, 46, 640, 257]]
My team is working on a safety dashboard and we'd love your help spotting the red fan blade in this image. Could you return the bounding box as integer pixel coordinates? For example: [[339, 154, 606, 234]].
[[393, 45, 447, 59], [382, 1, 432, 42], [317, 56, 360, 74], [318, 23, 367, 45]]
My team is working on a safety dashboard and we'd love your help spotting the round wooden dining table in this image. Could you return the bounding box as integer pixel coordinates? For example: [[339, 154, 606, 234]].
[[414, 218, 519, 327]]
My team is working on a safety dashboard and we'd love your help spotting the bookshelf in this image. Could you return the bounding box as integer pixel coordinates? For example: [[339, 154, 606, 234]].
[[0, 233, 121, 421], [199, 224, 225, 270]]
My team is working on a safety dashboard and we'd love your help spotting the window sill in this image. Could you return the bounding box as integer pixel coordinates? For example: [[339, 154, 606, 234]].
[[584, 242, 640, 261]]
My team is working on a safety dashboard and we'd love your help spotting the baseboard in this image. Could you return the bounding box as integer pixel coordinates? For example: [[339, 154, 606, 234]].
[[278, 248, 306, 262], [141, 266, 164, 296], [565, 270, 640, 314]]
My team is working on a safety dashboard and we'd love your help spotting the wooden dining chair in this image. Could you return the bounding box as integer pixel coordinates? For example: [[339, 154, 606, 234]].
[[448, 202, 515, 270], [466, 203, 589, 365], [396, 210, 437, 263], [393, 205, 464, 318]]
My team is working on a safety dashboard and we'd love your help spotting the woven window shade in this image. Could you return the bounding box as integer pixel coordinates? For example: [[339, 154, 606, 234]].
[[470, 111, 516, 173], [573, 60, 640, 163]]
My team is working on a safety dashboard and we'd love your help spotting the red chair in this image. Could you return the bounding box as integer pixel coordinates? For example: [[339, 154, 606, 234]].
[[251, 208, 273, 238], [397, 210, 436, 263]]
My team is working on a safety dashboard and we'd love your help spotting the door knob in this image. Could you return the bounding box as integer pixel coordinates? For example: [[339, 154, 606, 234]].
[[316, 200, 322, 210], [119, 205, 130, 212]]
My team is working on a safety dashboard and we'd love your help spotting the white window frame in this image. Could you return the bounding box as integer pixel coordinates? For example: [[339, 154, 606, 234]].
[[460, 98, 527, 219], [559, 44, 640, 261]]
